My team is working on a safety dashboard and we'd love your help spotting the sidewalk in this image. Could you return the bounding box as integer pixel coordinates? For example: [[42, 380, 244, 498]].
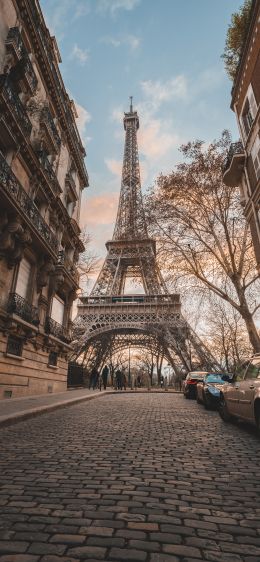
[[0, 387, 114, 428], [0, 386, 182, 428]]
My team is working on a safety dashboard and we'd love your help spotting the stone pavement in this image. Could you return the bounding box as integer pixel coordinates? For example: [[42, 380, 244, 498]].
[[0, 388, 179, 427], [0, 393, 260, 562]]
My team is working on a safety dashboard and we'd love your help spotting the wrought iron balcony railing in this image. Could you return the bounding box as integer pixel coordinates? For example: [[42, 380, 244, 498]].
[[0, 151, 59, 254], [7, 293, 40, 326], [45, 316, 71, 343], [37, 150, 61, 195], [5, 27, 38, 95], [40, 106, 61, 153], [222, 141, 245, 174], [57, 250, 79, 284], [0, 74, 32, 137]]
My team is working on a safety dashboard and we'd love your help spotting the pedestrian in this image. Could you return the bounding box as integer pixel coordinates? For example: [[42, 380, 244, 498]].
[[89, 367, 99, 390], [122, 372, 127, 391], [102, 364, 109, 390], [160, 375, 164, 389], [115, 368, 123, 390]]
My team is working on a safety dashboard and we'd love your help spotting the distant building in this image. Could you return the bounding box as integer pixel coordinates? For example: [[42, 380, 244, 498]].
[[0, 1, 88, 398], [223, 0, 260, 272]]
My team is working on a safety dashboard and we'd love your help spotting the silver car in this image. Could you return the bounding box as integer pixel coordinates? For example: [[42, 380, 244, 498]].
[[219, 353, 260, 430]]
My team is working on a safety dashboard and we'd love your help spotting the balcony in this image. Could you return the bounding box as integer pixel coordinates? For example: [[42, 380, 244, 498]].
[[0, 75, 32, 138], [37, 149, 62, 196], [45, 316, 71, 343], [222, 141, 246, 187], [57, 250, 79, 285], [0, 151, 59, 254], [65, 171, 77, 200], [7, 293, 40, 326], [40, 106, 61, 154], [18, 6, 88, 186], [5, 27, 38, 95]]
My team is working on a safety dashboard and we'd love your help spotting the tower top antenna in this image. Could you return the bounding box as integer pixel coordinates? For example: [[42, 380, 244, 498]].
[[130, 95, 133, 112]]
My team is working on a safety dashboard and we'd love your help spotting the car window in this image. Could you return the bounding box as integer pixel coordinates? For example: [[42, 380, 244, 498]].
[[187, 373, 207, 380], [244, 359, 260, 381], [205, 374, 227, 384]]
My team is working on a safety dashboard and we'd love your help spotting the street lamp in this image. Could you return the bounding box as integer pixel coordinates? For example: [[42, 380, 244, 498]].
[[128, 345, 131, 387]]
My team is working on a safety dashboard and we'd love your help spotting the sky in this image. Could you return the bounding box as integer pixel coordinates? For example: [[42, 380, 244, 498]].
[[40, 0, 242, 268]]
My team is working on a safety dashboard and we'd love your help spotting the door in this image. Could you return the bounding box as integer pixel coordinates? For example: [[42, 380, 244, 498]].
[[235, 359, 260, 421], [224, 375, 242, 416]]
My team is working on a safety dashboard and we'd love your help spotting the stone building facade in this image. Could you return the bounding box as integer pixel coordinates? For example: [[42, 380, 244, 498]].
[[223, 0, 260, 272], [0, 0, 89, 398]]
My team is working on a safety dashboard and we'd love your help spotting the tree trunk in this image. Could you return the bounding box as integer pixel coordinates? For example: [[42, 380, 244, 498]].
[[239, 307, 260, 353]]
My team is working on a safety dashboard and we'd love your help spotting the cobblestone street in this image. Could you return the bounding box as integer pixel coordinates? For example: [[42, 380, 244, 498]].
[[0, 393, 260, 562]]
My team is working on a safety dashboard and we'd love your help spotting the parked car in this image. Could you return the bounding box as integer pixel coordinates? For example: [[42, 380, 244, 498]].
[[183, 371, 208, 399], [197, 373, 232, 409], [219, 354, 260, 431]]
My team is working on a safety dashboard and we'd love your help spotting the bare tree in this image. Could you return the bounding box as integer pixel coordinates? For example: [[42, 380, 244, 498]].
[[135, 350, 155, 384], [78, 228, 100, 293], [204, 296, 252, 372], [147, 132, 260, 352]]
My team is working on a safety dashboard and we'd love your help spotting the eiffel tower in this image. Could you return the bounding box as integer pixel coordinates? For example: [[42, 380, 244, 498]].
[[73, 99, 219, 374]]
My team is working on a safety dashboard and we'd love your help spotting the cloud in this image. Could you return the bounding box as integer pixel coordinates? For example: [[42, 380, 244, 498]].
[[105, 158, 122, 177], [139, 119, 180, 160], [140, 76, 188, 113], [74, 102, 91, 145], [73, 2, 91, 20], [97, 0, 141, 15], [80, 192, 119, 227], [71, 44, 90, 65], [101, 34, 140, 51]]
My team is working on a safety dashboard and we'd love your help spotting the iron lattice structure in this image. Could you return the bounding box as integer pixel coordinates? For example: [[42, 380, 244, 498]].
[[73, 101, 219, 375]]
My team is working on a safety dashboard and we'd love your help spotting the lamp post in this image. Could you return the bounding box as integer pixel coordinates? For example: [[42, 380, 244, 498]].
[[128, 345, 131, 387]]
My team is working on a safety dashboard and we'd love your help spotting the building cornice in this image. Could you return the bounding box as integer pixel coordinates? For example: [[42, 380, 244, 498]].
[[231, 0, 260, 109]]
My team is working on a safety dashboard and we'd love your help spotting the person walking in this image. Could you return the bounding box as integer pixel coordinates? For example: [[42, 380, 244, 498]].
[[115, 368, 123, 390], [89, 367, 99, 390], [102, 364, 109, 390], [122, 372, 127, 391]]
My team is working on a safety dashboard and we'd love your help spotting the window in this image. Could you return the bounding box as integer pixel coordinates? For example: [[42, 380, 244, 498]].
[[6, 335, 23, 357], [48, 351, 58, 366], [251, 135, 260, 181], [51, 295, 64, 325], [16, 258, 32, 300], [244, 358, 260, 380], [240, 84, 258, 139]]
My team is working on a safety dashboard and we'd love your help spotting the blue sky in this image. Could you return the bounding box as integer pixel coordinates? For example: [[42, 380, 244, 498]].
[[41, 0, 242, 259]]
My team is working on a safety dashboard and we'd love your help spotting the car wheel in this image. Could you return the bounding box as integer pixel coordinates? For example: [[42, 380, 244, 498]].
[[219, 394, 232, 422]]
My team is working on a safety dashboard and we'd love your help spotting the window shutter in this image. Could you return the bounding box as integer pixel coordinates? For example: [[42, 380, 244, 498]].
[[16, 258, 31, 299], [248, 84, 258, 118], [252, 136, 260, 180], [51, 295, 64, 324]]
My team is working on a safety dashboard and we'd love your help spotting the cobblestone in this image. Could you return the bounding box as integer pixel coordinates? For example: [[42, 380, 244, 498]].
[[0, 393, 260, 561]]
